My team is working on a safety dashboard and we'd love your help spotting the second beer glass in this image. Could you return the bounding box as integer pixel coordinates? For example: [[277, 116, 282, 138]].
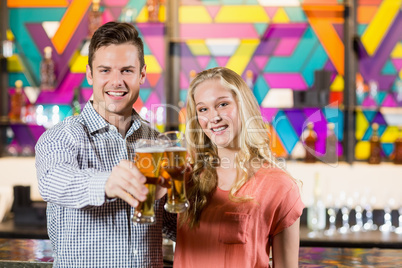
[[132, 139, 164, 224], [159, 131, 190, 213]]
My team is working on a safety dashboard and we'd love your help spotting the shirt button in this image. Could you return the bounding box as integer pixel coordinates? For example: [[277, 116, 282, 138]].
[[133, 249, 138, 255]]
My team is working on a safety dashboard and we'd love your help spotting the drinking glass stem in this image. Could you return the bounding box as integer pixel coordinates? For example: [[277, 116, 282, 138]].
[[384, 209, 392, 226], [399, 214, 402, 228], [366, 209, 374, 225], [355, 207, 363, 227], [342, 207, 349, 229], [328, 208, 338, 230], [329, 215, 336, 229]]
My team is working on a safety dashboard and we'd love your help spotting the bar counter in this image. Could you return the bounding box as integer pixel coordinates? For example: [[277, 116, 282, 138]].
[[2, 218, 402, 248], [1, 238, 402, 267], [300, 226, 402, 249], [0, 239, 52, 267]]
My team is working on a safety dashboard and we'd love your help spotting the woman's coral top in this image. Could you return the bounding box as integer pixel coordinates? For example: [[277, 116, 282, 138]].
[[174, 167, 304, 268]]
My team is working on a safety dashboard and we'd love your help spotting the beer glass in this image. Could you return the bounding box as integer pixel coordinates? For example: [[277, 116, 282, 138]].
[[132, 139, 165, 224], [159, 131, 190, 213]]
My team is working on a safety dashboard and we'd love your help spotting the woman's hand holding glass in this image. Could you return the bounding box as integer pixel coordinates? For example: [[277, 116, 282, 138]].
[[158, 131, 190, 214]]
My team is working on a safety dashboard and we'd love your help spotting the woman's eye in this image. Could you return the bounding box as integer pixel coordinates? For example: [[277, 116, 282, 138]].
[[198, 108, 207, 113], [219, 102, 228, 107]]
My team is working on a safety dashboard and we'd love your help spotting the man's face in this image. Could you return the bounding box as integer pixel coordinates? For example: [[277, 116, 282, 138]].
[[86, 43, 146, 122]]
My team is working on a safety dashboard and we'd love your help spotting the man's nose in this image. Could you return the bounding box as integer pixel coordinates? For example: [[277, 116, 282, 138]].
[[111, 71, 123, 87]]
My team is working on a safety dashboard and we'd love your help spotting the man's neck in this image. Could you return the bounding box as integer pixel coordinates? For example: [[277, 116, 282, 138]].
[[91, 102, 134, 138], [108, 115, 132, 138]]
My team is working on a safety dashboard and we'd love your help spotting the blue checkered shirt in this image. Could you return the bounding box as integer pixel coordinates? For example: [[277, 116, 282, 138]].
[[35, 102, 177, 267]]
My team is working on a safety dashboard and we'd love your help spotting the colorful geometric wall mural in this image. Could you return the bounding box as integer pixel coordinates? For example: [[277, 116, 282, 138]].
[[6, 0, 166, 155], [5, 0, 402, 162], [354, 0, 402, 160], [177, 1, 345, 160]]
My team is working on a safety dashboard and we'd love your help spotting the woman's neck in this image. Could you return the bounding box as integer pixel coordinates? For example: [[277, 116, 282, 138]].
[[216, 148, 264, 187], [216, 147, 239, 190], [217, 147, 239, 170]]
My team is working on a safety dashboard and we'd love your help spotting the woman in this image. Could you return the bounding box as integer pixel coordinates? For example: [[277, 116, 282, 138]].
[[174, 67, 304, 267]]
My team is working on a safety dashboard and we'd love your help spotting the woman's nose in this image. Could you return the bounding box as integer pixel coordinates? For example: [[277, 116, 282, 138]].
[[210, 112, 222, 124]]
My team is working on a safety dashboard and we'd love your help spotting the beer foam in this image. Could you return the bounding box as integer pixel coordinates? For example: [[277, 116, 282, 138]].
[[165, 147, 187, 152], [135, 147, 165, 153]]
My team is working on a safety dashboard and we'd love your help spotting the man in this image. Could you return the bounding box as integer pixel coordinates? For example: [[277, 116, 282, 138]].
[[35, 22, 176, 267]]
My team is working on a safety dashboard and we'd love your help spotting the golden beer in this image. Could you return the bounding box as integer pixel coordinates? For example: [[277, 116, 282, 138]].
[[162, 147, 189, 213], [132, 147, 164, 224], [135, 177, 158, 219]]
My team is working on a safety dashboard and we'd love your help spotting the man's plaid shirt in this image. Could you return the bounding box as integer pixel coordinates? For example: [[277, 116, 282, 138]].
[[35, 102, 176, 267]]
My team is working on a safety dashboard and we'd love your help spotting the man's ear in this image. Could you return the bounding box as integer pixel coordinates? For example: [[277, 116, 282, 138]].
[[139, 64, 147, 85], [86, 65, 93, 86]]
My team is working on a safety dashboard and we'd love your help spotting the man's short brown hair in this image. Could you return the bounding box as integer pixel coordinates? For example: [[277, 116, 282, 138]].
[[88, 22, 145, 72]]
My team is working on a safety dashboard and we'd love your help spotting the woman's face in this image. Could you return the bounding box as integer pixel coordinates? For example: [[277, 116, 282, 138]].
[[193, 79, 241, 149]]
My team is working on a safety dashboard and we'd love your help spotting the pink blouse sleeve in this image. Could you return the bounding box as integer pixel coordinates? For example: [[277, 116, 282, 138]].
[[271, 179, 304, 236]]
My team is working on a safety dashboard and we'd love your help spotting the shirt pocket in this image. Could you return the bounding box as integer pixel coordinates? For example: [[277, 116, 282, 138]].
[[218, 212, 251, 244]]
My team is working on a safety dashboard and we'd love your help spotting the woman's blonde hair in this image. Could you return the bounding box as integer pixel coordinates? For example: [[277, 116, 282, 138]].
[[183, 67, 285, 228]]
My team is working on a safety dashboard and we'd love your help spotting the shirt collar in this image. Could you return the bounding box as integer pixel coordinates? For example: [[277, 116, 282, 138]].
[[81, 101, 142, 136]]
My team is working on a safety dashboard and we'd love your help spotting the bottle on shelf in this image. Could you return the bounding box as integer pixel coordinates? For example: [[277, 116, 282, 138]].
[[304, 122, 317, 163], [158, 0, 166, 22], [155, 106, 165, 133], [40, 46, 56, 91], [72, 87, 82, 116], [307, 172, 326, 236], [189, 69, 197, 84], [368, 123, 381, 164], [147, 0, 160, 23], [355, 73, 367, 105], [9, 80, 26, 122], [51, 105, 61, 126], [120, 7, 137, 23], [88, 0, 103, 39], [368, 80, 378, 103], [396, 80, 402, 104], [245, 70, 254, 90], [324, 122, 337, 164], [24, 103, 36, 124], [393, 126, 402, 164], [2, 39, 13, 58]]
